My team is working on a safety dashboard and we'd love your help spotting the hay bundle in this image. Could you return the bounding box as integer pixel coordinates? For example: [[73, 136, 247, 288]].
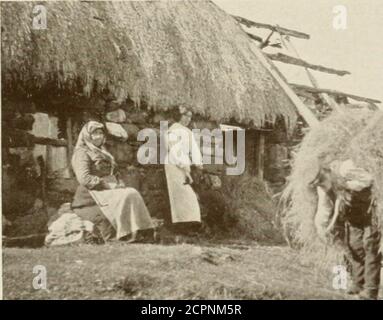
[[221, 175, 284, 244], [281, 110, 383, 264]]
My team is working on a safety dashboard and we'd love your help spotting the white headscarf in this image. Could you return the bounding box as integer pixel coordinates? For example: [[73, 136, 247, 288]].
[[74, 121, 116, 174]]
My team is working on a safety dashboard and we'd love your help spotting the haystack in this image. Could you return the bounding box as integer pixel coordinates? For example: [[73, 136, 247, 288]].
[[281, 109, 383, 265]]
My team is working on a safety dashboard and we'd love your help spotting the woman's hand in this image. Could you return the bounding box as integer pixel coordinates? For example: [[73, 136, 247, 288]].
[[96, 179, 112, 190], [185, 171, 194, 185], [115, 181, 126, 189], [99, 175, 119, 190]]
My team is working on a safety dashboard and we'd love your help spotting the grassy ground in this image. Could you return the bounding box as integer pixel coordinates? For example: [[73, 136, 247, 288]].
[[2, 241, 355, 300]]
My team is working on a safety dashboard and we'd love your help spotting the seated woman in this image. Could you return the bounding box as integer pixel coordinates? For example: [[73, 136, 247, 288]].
[[71, 121, 154, 243]]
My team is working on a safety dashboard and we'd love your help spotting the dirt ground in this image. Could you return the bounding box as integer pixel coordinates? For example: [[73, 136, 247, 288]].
[[2, 242, 359, 300]]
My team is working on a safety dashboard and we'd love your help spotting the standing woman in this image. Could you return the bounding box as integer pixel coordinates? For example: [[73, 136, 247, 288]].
[[71, 121, 154, 242], [164, 107, 203, 233]]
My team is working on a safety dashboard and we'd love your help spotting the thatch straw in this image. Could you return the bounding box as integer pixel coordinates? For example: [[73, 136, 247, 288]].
[[1, 1, 297, 127], [281, 109, 383, 265]]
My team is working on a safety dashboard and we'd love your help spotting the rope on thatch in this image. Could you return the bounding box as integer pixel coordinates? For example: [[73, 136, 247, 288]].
[[290, 84, 381, 104], [232, 15, 310, 39], [267, 53, 351, 76]]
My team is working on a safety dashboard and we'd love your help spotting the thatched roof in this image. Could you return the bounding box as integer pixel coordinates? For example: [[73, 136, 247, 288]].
[[1, 1, 298, 127]]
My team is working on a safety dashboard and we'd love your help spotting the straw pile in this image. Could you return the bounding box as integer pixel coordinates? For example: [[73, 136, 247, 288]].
[[220, 175, 284, 244], [281, 109, 383, 265]]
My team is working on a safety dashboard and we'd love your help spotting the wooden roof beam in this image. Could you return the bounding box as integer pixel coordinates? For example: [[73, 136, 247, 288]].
[[248, 47, 319, 127], [289, 83, 381, 104], [245, 32, 282, 48], [245, 32, 263, 43], [233, 15, 310, 40], [267, 53, 351, 76]]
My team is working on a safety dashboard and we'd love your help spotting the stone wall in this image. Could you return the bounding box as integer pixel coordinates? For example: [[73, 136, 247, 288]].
[[264, 119, 304, 192], [2, 94, 293, 239]]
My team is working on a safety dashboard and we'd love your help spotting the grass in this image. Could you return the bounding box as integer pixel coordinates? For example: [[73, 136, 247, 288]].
[[2, 242, 353, 300]]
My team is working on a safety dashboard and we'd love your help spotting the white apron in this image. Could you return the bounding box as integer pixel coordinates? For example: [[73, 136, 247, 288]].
[[164, 123, 202, 223]]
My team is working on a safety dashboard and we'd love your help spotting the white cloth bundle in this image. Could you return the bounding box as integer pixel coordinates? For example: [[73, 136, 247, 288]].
[[45, 213, 94, 246]]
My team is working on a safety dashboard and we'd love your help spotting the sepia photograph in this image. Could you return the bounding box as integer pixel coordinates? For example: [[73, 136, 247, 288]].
[[1, 0, 383, 304]]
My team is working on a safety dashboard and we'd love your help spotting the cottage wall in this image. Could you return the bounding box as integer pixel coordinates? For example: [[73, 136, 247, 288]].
[[2, 95, 291, 240], [264, 118, 304, 192]]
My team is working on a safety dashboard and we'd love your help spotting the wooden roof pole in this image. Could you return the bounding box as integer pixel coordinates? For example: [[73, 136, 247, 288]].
[[233, 15, 310, 40], [249, 42, 319, 127], [266, 53, 350, 76], [289, 84, 382, 104], [260, 30, 275, 49], [281, 35, 342, 113]]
